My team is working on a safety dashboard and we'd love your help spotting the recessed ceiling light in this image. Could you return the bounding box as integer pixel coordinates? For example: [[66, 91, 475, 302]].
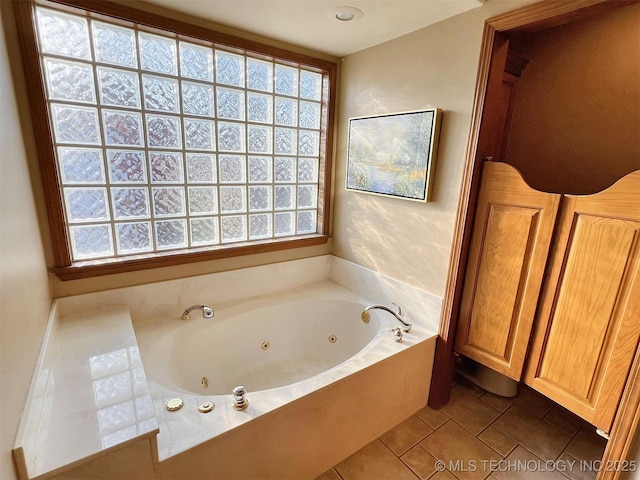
[[328, 6, 364, 22]]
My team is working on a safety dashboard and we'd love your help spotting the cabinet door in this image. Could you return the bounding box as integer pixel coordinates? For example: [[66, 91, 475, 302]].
[[524, 170, 640, 432], [455, 162, 561, 379]]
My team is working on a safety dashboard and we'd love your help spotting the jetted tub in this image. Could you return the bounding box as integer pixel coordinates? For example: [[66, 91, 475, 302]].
[[134, 280, 437, 479], [147, 295, 382, 395]]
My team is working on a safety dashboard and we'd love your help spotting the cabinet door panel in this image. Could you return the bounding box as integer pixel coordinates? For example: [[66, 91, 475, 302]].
[[467, 204, 541, 355], [525, 171, 640, 432], [455, 161, 561, 379]]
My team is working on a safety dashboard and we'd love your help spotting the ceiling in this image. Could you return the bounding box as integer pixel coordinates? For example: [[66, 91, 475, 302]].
[[144, 0, 487, 58]]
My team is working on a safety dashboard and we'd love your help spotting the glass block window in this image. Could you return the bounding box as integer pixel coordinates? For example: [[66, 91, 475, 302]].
[[33, 5, 327, 262]]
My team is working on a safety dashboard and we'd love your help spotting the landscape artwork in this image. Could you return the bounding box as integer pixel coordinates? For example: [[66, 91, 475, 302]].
[[346, 108, 441, 202]]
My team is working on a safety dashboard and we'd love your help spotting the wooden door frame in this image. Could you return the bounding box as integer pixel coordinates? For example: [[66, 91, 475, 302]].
[[427, 1, 640, 478]]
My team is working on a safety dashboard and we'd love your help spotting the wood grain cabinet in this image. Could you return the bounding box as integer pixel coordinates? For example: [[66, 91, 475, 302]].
[[524, 171, 640, 432], [456, 161, 640, 432], [454, 162, 561, 379]]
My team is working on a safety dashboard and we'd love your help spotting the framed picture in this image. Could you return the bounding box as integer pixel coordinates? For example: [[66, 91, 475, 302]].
[[346, 108, 441, 202]]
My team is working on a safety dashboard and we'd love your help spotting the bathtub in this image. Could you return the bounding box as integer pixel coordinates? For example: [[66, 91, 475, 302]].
[[134, 280, 437, 479]]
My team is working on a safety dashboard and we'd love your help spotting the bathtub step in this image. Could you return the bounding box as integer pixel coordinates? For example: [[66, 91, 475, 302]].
[[12, 305, 159, 480]]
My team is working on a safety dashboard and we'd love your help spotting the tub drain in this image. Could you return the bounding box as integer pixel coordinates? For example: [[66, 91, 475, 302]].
[[328, 334, 337, 343], [261, 340, 270, 350]]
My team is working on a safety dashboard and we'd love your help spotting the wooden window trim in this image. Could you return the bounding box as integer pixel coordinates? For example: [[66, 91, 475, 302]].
[[51, 235, 330, 280], [13, 0, 336, 280]]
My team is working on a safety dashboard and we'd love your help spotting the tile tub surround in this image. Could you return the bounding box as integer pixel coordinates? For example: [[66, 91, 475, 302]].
[[12, 307, 158, 480], [55, 255, 332, 322], [53, 255, 443, 334], [329, 256, 442, 334], [14, 255, 442, 479]]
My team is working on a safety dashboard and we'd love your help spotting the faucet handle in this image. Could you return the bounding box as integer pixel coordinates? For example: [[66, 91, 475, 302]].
[[392, 301, 403, 316], [391, 327, 403, 343], [232, 385, 249, 411]]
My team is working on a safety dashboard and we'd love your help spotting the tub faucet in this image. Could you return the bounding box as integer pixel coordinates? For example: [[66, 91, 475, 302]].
[[181, 305, 214, 320], [362, 303, 412, 332]]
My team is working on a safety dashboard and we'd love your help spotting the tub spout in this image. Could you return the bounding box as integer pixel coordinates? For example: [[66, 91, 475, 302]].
[[181, 305, 214, 320], [363, 303, 412, 332]]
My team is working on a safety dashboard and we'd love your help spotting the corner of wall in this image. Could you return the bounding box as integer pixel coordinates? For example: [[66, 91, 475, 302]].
[[0, 4, 53, 480]]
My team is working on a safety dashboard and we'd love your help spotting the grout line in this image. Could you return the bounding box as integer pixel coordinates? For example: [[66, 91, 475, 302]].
[[378, 414, 436, 457], [399, 444, 435, 480], [482, 404, 521, 460], [375, 437, 400, 457], [560, 424, 584, 461], [324, 387, 605, 480], [557, 451, 590, 480], [331, 467, 345, 480], [475, 428, 517, 459], [476, 392, 515, 414], [417, 409, 451, 431], [374, 437, 420, 478]]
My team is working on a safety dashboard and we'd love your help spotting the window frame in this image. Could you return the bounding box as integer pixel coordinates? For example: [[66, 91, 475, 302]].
[[14, 0, 336, 280]]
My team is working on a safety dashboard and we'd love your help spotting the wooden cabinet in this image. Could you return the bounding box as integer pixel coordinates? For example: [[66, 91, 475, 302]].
[[455, 162, 560, 379], [455, 161, 640, 432], [524, 172, 640, 432]]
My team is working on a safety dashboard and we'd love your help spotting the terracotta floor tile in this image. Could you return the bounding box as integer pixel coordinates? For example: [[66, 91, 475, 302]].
[[511, 385, 554, 418], [442, 386, 501, 435], [455, 377, 487, 397], [564, 427, 607, 463], [335, 439, 419, 480], [416, 405, 449, 429], [478, 426, 517, 456], [558, 452, 597, 480], [430, 470, 458, 480], [327, 379, 607, 480], [401, 444, 438, 479], [420, 420, 500, 480], [314, 468, 343, 480], [492, 405, 571, 460], [380, 415, 434, 456], [543, 405, 585, 436], [492, 446, 568, 480], [479, 392, 513, 413]]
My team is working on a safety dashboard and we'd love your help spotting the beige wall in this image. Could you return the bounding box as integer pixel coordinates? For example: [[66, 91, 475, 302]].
[[0, 4, 52, 480], [506, 3, 640, 195], [332, 0, 539, 296]]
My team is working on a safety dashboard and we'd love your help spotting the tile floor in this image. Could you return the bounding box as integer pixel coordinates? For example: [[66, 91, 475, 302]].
[[315, 381, 607, 480]]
